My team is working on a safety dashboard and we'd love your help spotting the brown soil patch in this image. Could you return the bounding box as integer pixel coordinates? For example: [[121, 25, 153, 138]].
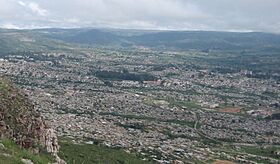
[[212, 160, 236, 164], [219, 108, 240, 113]]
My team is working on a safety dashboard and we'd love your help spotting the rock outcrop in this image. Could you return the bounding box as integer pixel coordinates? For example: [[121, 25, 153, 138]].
[[0, 77, 65, 163]]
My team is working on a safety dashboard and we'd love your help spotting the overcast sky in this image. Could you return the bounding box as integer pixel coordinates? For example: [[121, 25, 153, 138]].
[[0, 0, 280, 33]]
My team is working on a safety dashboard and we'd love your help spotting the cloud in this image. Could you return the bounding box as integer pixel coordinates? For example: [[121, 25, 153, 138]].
[[18, 1, 26, 7], [18, 1, 48, 16], [0, 0, 279, 33], [28, 2, 48, 16]]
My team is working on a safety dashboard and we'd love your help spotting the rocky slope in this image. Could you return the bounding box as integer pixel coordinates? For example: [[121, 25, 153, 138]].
[[0, 77, 65, 164]]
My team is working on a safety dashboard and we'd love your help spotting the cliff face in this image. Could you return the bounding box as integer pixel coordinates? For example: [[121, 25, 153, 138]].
[[0, 77, 65, 163]]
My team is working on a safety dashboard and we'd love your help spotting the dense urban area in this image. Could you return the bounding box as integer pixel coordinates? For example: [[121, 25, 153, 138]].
[[0, 29, 280, 163]]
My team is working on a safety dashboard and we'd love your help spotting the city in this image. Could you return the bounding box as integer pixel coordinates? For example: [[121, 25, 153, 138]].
[[1, 43, 279, 163]]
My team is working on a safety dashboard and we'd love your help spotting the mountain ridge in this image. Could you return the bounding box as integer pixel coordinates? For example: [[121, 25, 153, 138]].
[[1, 28, 280, 53]]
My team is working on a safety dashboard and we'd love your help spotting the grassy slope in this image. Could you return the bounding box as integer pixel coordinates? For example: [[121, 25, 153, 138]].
[[59, 139, 153, 164], [0, 139, 53, 164], [0, 137, 154, 164]]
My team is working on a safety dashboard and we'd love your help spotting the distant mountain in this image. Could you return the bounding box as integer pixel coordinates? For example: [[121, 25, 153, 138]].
[[39, 28, 280, 51], [128, 31, 280, 50], [1, 28, 280, 53], [46, 29, 123, 45], [0, 29, 73, 56]]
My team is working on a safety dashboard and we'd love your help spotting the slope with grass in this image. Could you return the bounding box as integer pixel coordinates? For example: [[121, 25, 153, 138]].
[[0, 138, 53, 164], [59, 139, 154, 164]]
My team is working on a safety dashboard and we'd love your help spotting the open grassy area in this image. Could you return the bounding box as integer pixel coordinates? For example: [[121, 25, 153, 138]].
[[0, 77, 11, 96], [240, 145, 280, 160], [59, 139, 154, 164], [143, 97, 201, 110], [168, 99, 201, 109], [0, 139, 54, 164]]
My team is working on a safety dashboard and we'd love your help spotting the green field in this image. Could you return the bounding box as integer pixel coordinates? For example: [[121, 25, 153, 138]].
[[59, 139, 154, 164]]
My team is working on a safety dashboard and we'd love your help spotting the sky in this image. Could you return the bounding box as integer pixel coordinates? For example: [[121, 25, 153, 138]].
[[0, 0, 280, 33]]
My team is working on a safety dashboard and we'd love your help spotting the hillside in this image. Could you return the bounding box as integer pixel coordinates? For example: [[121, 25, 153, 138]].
[[0, 28, 280, 53], [0, 29, 73, 56], [0, 138, 54, 164], [38, 28, 280, 51], [1, 29, 280, 54], [0, 77, 65, 164], [128, 31, 280, 51], [58, 139, 153, 164]]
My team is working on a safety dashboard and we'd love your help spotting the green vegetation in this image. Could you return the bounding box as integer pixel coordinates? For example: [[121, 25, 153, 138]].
[[0, 77, 11, 96], [143, 98, 155, 106], [267, 113, 280, 120], [165, 72, 179, 78], [168, 100, 201, 109], [143, 98, 200, 110], [199, 136, 221, 145], [247, 157, 272, 164], [262, 91, 279, 98], [59, 139, 153, 164], [0, 139, 53, 164], [240, 146, 280, 160]]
